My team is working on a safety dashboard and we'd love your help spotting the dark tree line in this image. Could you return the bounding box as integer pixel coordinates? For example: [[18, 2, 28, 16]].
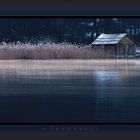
[[0, 18, 140, 44]]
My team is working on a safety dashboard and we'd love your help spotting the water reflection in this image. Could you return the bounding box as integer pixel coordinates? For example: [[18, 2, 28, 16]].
[[0, 60, 139, 123], [94, 71, 121, 82]]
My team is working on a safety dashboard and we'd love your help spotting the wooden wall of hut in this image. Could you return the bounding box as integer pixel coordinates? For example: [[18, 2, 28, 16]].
[[117, 44, 135, 58]]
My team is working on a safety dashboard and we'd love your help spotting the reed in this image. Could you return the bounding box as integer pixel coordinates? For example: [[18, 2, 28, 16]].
[[0, 42, 105, 59]]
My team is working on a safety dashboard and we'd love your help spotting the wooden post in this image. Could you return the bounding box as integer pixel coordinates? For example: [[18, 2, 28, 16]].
[[117, 45, 118, 59], [124, 45, 126, 59]]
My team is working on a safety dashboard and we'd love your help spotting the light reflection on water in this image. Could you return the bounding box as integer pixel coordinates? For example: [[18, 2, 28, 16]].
[[94, 71, 121, 82], [0, 60, 139, 123]]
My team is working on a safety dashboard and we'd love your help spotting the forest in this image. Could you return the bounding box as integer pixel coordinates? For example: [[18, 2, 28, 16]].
[[0, 18, 139, 45]]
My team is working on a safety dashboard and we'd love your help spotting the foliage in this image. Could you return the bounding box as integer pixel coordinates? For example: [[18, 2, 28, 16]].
[[0, 18, 140, 44]]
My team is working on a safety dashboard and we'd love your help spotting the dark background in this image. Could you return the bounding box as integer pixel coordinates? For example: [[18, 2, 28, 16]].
[[0, 0, 139, 15], [0, 18, 139, 45]]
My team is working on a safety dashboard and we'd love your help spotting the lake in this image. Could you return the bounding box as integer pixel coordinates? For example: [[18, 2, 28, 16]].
[[0, 59, 140, 123]]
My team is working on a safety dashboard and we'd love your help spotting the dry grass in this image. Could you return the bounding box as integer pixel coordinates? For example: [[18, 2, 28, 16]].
[[0, 42, 105, 59]]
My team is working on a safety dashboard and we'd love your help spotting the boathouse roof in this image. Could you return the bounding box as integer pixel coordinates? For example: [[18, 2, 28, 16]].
[[92, 33, 127, 45]]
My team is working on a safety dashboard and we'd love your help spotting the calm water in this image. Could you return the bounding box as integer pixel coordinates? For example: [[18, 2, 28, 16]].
[[0, 60, 140, 123]]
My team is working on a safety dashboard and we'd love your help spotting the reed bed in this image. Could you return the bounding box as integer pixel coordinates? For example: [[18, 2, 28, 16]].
[[0, 42, 105, 59]]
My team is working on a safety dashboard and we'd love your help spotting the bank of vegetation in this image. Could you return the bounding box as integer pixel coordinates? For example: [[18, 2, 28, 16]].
[[0, 42, 105, 59]]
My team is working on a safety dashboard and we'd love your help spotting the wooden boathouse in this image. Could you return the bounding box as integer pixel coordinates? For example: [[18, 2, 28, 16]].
[[91, 33, 137, 58]]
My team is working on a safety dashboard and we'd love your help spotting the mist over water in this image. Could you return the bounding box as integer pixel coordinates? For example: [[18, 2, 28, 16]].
[[0, 60, 139, 123]]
